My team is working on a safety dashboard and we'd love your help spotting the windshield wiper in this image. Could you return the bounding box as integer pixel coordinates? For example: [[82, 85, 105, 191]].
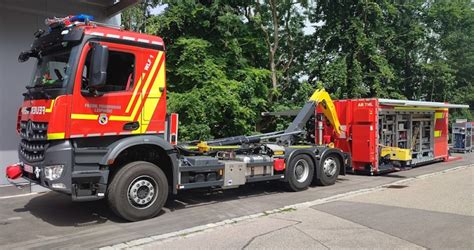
[[25, 85, 52, 99], [22, 87, 33, 100], [41, 82, 63, 89]]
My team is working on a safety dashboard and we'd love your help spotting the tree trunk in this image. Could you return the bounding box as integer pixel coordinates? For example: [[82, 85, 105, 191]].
[[270, 51, 278, 89]]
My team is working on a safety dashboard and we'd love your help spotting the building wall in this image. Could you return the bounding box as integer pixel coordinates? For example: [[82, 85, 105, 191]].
[[0, 0, 120, 185]]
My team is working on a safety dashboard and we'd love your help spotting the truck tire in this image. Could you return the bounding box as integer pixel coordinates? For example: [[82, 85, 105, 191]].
[[286, 154, 314, 192], [316, 154, 340, 186], [107, 161, 168, 221]]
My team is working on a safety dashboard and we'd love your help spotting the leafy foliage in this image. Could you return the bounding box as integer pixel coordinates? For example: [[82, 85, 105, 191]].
[[122, 0, 160, 32], [123, 0, 473, 140]]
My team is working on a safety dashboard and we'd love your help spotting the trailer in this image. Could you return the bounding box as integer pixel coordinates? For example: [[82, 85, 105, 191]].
[[316, 99, 469, 174], [451, 121, 473, 153]]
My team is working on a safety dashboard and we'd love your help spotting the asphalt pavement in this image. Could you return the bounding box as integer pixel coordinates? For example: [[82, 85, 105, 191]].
[[140, 165, 473, 249], [0, 153, 472, 249]]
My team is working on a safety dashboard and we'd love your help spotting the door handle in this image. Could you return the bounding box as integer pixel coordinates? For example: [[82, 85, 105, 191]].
[[123, 121, 139, 131]]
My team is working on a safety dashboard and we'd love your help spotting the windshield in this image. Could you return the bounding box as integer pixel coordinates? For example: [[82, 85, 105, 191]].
[[29, 49, 74, 88]]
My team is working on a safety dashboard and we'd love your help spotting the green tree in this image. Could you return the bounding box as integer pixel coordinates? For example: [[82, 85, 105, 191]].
[[306, 0, 396, 99], [123, 0, 473, 139], [383, 0, 426, 100], [245, 0, 307, 94], [122, 0, 160, 32], [146, 1, 273, 140], [425, 0, 474, 120]]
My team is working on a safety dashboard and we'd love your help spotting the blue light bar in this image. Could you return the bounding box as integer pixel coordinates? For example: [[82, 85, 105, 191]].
[[69, 14, 94, 23]]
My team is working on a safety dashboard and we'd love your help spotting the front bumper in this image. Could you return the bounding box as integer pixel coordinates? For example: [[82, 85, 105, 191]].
[[19, 140, 74, 194], [18, 140, 109, 201]]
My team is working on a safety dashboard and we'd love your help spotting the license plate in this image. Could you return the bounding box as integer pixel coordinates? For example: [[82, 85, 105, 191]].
[[23, 164, 34, 174]]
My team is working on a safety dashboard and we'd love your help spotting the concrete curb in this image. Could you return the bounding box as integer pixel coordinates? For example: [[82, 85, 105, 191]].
[[101, 163, 473, 249]]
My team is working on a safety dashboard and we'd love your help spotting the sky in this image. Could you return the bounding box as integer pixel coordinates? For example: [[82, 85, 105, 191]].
[[149, 4, 167, 15]]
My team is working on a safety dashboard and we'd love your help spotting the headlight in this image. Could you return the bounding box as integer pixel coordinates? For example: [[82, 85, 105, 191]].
[[44, 165, 64, 181], [51, 183, 66, 189]]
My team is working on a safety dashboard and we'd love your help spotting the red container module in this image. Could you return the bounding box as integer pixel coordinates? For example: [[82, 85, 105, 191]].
[[316, 98, 467, 174]]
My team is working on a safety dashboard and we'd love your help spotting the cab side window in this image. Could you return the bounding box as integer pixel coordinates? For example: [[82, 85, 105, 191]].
[[82, 49, 135, 92]]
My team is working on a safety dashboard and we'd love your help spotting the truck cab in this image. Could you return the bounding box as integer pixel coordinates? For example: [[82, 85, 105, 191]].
[[7, 15, 350, 221], [12, 15, 177, 211]]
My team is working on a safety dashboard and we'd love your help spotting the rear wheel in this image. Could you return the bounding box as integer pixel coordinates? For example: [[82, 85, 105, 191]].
[[107, 161, 168, 221], [316, 154, 340, 186], [286, 154, 314, 191]]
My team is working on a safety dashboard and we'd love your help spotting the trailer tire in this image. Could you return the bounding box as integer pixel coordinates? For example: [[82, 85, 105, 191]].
[[286, 154, 314, 192], [107, 161, 168, 222], [316, 154, 340, 186]]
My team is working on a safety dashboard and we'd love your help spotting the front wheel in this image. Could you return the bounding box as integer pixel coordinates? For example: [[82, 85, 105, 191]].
[[315, 154, 340, 186], [107, 161, 168, 221]]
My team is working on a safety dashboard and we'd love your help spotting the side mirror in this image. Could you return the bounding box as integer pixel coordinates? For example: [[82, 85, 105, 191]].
[[18, 51, 33, 63], [88, 44, 108, 89]]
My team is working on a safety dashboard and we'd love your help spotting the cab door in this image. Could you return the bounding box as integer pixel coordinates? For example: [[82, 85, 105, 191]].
[[69, 41, 146, 138]]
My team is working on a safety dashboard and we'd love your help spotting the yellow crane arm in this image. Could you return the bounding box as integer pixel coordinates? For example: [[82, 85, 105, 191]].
[[279, 88, 342, 144], [309, 89, 342, 135]]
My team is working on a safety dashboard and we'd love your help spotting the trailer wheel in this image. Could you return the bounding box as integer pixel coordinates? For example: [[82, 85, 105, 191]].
[[316, 154, 340, 186], [107, 161, 168, 221], [286, 154, 314, 191]]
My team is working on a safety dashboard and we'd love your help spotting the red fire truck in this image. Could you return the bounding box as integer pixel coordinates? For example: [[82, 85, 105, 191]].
[[5, 15, 350, 221]]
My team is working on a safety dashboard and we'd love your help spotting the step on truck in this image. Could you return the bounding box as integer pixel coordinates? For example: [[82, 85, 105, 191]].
[[5, 15, 350, 221]]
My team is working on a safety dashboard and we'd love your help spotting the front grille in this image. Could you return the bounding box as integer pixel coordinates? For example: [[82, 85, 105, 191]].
[[19, 121, 49, 162]]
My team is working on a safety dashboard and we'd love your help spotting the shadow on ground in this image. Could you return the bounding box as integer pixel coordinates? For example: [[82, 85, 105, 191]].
[[14, 167, 405, 227], [12, 180, 290, 227], [11, 169, 410, 227], [13, 192, 126, 227]]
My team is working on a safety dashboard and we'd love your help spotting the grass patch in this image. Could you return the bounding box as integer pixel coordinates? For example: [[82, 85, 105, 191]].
[[279, 207, 296, 213]]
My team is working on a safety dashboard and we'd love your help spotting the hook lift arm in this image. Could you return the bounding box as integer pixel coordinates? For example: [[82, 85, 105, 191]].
[[184, 88, 342, 152], [278, 89, 342, 144]]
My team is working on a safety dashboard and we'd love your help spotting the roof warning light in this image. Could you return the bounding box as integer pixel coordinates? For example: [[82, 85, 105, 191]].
[[45, 14, 95, 28]]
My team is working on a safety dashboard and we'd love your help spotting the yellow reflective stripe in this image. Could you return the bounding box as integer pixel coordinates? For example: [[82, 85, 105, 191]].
[[139, 51, 162, 98], [131, 107, 143, 134], [125, 73, 145, 113], [110, 51, 163, 123], [435, 112, 444, 119], [45, 99, 55, 113], [71, 114, 99, 120], [110, 86, 142, 122], [47, 132, 65, 140], [147, 59, 165, 97], [434, 131, 442, 137], [109, 115, 133, 122], [140, 56, 166, 133]]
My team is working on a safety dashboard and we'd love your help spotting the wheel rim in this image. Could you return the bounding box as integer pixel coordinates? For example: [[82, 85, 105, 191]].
[[323, 157, 338, 177], [294, 159, 310, 183], [127, 175, 158, 209]]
